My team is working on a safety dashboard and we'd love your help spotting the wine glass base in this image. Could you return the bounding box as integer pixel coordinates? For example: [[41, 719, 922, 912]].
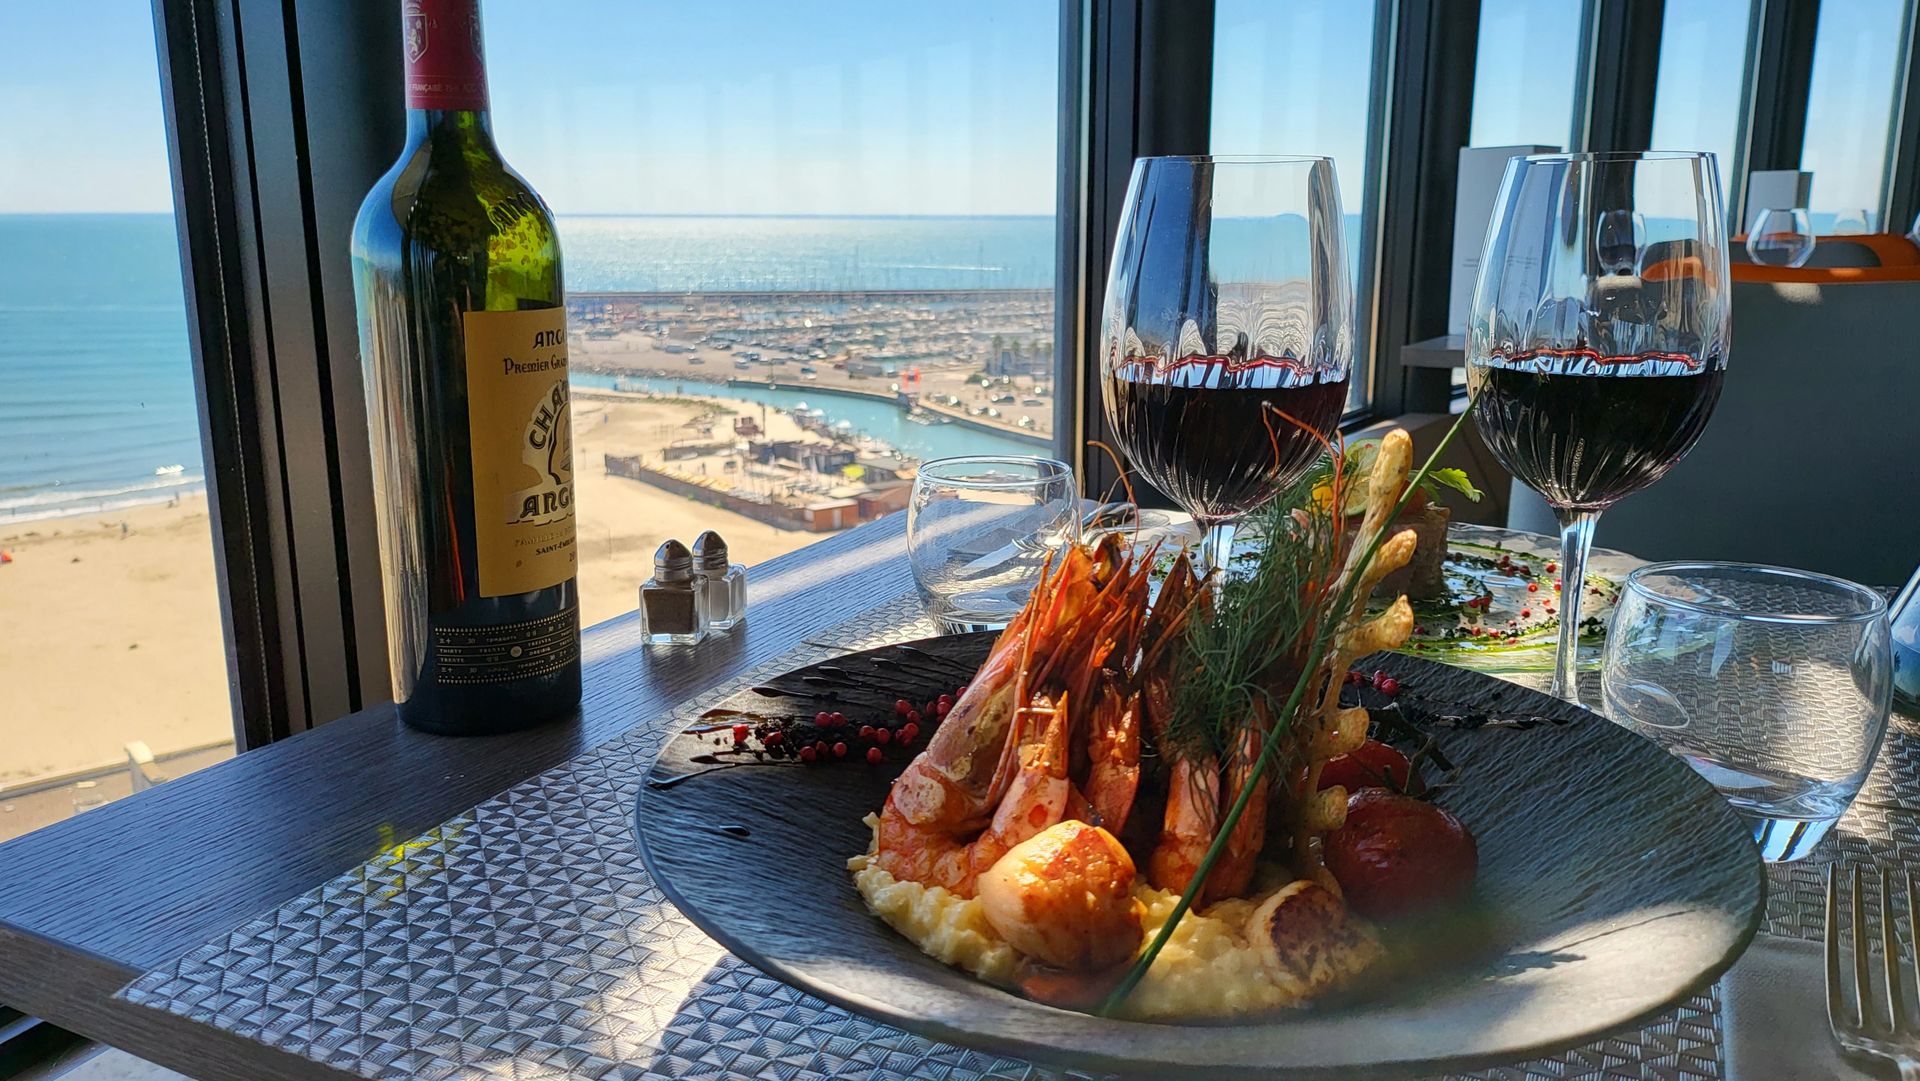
[[935, 618, 1007, 635]]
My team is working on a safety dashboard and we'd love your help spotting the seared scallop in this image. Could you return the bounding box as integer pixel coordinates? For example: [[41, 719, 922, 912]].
[[1247, 879, 1384, 992], [977, 820, 1143, 971]]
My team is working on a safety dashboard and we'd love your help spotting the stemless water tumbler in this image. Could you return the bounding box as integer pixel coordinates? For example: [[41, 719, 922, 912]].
[[908, 456, 1079, 633], [1602, 562, 1893, 861]]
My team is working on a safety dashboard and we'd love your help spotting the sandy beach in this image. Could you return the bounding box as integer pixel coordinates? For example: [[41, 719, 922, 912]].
[[0, 493, 234, 789], [568, 392, 819, 626], [0, 393, 831, 800]]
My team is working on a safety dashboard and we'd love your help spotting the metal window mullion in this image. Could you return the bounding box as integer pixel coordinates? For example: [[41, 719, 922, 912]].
[[152, 0, 402, 742], [285, 1, 404, 714], [221, 0, 353, 733], [1574, 0, 1667, 153], [1350, 0, 1402, 418], [1060, 0, 1214, 503], [1879, 0, 1920, 232], [1367, 0, 1479, 418], [1735, 0, 1820, 228], [153, 0, 293, 748]]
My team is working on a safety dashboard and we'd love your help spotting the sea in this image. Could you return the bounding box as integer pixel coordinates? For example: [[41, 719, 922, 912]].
[[0, 213, 1057, 523]]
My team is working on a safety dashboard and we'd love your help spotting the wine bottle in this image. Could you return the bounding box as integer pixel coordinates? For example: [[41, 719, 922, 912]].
[[350, 0, 581, 735]]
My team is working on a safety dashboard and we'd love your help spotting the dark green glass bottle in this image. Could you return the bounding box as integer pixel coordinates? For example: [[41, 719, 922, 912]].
[[351, 0, 581, 735]]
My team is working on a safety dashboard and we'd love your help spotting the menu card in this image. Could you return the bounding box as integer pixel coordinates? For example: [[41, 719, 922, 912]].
[[1451, 145, 1559, 336], [1744, 170, 1813, 232]]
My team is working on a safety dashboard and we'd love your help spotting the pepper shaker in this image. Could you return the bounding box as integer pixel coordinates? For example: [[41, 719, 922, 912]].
[[640, 539, 710, 645], [692, 530, 747, 631]]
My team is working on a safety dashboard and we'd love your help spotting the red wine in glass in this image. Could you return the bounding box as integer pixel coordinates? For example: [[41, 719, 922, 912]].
[[1469, 150, 1731, 705], [1105, 356, 1348, 521], [1472, 350, 1726, 510]]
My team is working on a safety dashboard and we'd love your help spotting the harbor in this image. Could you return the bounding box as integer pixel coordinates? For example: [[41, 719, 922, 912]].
[[567, 288, 1059, 543]]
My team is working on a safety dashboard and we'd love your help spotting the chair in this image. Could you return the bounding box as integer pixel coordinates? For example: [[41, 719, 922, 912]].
[[1508, 279, 1920, 586]]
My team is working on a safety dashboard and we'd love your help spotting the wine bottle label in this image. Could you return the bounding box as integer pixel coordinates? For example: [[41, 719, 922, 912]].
[[403, 0, 488, 111], [432, 604, 580, 684], [462, 307, 577, 598]]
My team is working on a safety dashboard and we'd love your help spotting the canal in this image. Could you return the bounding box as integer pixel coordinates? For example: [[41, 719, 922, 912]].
[[572, 373, 1051, 462]]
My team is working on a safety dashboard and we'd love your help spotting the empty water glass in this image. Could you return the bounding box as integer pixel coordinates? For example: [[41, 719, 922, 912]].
[[1602, 562, 1892, 862], [908, 456, 1078, 632]]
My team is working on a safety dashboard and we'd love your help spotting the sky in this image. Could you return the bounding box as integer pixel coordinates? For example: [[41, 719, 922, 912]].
[[0, 0, 1903, 221]]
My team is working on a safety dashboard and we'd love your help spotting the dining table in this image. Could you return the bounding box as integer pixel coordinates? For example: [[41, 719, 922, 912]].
[[0, 510, 1913, 1081]]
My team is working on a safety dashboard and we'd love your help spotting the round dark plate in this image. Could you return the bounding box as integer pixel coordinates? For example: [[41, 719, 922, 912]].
[[634, 634, 1764, 1079]]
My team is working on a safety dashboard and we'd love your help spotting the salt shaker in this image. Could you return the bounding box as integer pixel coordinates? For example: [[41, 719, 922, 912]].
[[692, 530, 747, 631], [640, 539, 710, 645]]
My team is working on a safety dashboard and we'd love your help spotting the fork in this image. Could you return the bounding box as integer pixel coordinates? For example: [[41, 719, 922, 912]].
[[1828, 864, 1920, 1079]]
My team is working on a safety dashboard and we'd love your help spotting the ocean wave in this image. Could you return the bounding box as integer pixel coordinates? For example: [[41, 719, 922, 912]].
[[0, 471, 205, 521]]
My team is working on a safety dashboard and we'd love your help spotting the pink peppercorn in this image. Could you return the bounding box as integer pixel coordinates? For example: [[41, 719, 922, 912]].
[[894, 699, 912, 715], [833, 742, 849, 758], [732, 724, 750, 743], [875, 727, 892, 745], [815, 711, 831, 726], [866, 747, 883, 765], [799, 745, 817, 763]]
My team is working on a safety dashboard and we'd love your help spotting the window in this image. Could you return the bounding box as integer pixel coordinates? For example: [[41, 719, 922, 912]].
[[1469, 0, 1585, 150], [1650, 0, 1755, 213], [478, 1, 1061, 627], [1210, 0, 1385, 411], [0, 11, 234, 832], [1800, 0, 1908, 230]]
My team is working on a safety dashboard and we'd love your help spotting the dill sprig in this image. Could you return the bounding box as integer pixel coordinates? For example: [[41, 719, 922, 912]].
[[1099, 400, 1481, 1016], [1158, 471, 1339, 763]]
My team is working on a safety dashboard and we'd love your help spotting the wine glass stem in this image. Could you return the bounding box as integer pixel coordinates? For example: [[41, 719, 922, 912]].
[[1198, 518, 1238, 583], [1550, 508, 1600, 704]]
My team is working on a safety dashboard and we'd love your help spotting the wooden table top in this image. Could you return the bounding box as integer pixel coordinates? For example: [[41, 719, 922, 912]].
[[0, 512, 915, 1081]]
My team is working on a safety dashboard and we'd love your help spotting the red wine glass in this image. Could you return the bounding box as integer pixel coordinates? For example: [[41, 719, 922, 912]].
[[1098, 156, 1353, 577], [1468, 151, 1732, 703]]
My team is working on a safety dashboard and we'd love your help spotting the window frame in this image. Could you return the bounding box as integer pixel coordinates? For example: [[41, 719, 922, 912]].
[[1732, 0, 1819, 228], [148, 0, 1910, 749], [1885, 0, 1920, 231], [152, 0, 398, 744]]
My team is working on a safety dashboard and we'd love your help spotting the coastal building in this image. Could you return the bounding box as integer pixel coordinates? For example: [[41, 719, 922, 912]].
[[752, 439, 858, 475], [986, 339, 1051, 378]]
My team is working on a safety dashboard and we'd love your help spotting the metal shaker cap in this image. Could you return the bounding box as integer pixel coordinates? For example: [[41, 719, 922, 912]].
[[653, 538, 694, 583], [691, 530, 731, 574]]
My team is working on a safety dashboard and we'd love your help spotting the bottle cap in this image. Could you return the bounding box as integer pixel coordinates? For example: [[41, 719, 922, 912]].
[[654, 538, 694, 583], [691, 530, 731, 574]]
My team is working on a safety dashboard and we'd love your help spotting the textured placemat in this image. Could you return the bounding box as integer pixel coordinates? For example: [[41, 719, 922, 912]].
[[118, 590, 1915, 1080]]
